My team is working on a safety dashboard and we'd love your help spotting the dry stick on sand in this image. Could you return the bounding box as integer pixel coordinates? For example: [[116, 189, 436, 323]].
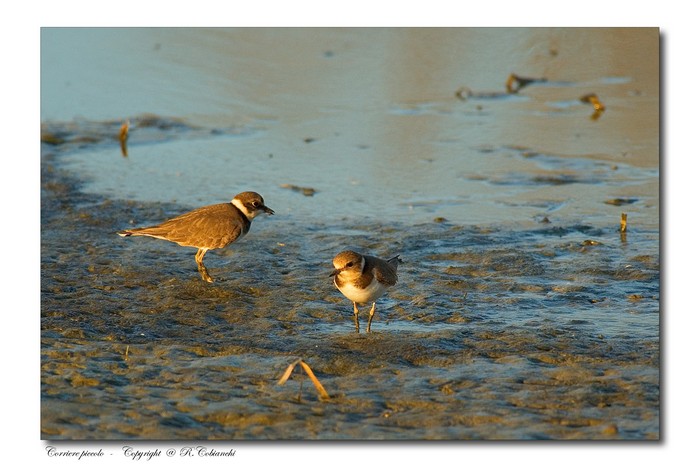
[[278, 359, 330, 400], [620, 212, 628, 242], [119, 119, 130, 157], [580, 93, 606, 120]]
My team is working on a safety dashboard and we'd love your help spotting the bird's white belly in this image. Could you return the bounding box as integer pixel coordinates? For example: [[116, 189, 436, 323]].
[[336, 278, 387, 304]]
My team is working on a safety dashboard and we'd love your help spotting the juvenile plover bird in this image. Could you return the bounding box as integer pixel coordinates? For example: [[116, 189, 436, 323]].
[[118, 191, 273, 283], [330, 250, 401, 333]]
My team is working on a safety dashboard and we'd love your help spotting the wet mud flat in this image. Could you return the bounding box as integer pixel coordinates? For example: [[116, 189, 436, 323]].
[[41, 120, 659, 440]]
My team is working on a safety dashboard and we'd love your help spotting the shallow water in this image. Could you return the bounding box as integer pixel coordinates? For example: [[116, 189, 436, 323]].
[[41, 28, 659, 440]]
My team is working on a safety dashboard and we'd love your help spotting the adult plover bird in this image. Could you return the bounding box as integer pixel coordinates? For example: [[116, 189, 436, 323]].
[[118, 191, 274, 283], [330, 250, 401, 333]]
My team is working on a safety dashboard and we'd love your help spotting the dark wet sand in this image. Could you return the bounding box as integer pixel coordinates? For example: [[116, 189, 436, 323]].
[[41, 123, 659, 440]]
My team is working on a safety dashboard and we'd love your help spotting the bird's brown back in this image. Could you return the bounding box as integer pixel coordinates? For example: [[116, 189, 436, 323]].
[[122, 203, 250, 250], [365, 254, 400, 286]]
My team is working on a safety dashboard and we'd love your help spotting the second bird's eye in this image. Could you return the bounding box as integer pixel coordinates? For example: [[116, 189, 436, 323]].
[[346, 262, 354, 267]]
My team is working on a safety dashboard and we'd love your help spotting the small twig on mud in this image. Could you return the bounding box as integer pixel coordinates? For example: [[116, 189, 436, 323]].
[[620, 213, 628, 233], [620, 212, 628, 242], [277, 358, 330, 400], [580, 93, 606, 120], [119, 119, 129, 157]]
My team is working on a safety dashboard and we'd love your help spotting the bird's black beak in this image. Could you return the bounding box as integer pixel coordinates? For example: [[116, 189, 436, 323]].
[[329, 269, 340, 277], [262, 205, 275, 215]]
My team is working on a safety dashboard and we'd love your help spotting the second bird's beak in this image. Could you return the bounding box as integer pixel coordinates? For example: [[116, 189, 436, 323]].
[[262, 205, 275, 215], [329, 269, 341, 277]]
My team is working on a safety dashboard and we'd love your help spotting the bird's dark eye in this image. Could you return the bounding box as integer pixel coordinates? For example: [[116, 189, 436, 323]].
[[251, 201, 260, 208], [346, 262, 354, 268]]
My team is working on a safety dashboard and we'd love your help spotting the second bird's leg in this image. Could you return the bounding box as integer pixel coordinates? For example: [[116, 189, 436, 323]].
[[195, 249, 214, 283], [366, 302, 377, 333], [353, 302, 360, 333]]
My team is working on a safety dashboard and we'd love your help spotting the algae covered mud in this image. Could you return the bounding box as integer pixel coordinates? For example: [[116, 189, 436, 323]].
[[41, 28, 659, 440]]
